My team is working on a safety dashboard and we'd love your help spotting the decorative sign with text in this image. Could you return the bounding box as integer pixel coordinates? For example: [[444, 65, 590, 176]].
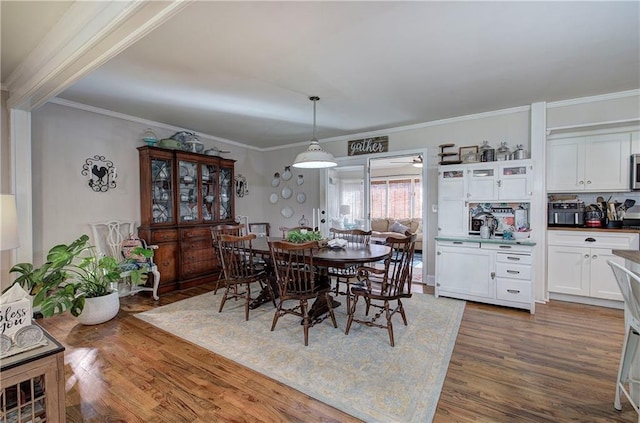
[[0, 298, 30, 337], [348, 136, 389, 156]]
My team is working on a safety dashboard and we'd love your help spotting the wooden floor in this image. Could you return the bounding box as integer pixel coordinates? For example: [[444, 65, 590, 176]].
[[37, 282, 637, 422]]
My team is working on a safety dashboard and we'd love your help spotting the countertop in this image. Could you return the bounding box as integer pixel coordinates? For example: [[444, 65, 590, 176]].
[[435, 235, 536, 246], [612, 249, 640, 264], [548, 226, 640, 234]]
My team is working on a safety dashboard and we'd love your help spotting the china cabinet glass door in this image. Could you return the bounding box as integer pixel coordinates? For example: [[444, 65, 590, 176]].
[[152, 159, 174, 223], [179, 160, 199, 222], [201, 163, 216, 222], [219, 166, 233, 220]]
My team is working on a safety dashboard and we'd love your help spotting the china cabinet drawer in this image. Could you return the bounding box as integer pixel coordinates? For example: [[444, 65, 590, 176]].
[[182, 248, 215, 263], [496, 252, 532, 265], [496, 262, 531, 280], [496, 279, 532, 303], [181, 227, 212, 240], [151, 229, 178, 243], [182, 259, 215, 277], [183, 238, 213, 251]]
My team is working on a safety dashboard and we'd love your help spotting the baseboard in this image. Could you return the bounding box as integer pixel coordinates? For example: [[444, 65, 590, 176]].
[[548, 292, 623, 309]]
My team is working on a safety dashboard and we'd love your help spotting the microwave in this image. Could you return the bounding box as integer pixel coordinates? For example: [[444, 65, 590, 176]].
[[632, 154, 640, 190]]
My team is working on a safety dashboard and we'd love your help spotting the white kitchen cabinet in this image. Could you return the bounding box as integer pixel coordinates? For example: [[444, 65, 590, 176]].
[[435, 241, 492, 298], [547, 132, 631, 192], [435, 238, 535, 313], [547, 230, 639, 302], [437, 166, 468, 236], [466, 160, 533, 201]]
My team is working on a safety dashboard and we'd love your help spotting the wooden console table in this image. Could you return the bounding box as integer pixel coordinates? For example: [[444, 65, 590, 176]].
[[0, 323, 66, 422]]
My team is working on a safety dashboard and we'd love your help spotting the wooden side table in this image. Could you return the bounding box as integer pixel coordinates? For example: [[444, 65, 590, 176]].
[[0, 323, 66, 423]]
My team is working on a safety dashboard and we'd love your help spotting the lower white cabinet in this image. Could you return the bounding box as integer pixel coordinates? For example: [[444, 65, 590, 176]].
[[435, 239, 535, 313], [547, 230, 639, 302]]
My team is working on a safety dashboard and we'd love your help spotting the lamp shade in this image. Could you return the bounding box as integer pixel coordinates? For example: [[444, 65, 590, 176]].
[[293, 141, 337, 169], [292, 96, 337, 169], [0, 195, 19, 251]]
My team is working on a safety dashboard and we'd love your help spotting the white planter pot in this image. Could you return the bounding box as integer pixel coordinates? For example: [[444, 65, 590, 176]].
[[77, 291, 119, 325]]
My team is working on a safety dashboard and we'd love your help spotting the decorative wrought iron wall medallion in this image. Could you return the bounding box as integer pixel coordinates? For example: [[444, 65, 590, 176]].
[[81, 155, 117, 192], [235, 174, 248, 197]]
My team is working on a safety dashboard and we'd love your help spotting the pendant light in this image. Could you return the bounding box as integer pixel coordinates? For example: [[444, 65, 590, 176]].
[[292, 96, 337, 169]]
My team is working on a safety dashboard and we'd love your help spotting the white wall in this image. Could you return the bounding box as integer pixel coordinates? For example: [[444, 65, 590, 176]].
[[24, 91, 640, 293]]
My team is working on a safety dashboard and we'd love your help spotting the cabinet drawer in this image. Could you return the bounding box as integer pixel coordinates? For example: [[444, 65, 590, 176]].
[[151, 229, 178, 243], [181, 227, 212, 240], [496, 252, 532, 265], [548, 230, 639, 249], [482, 243, 532, 253], [182, 248, 216, 263], [436, 240, 480, 248], [496, 262, 532, 280], [182, 260, 216, 277], [183, 238, 213, 250], [496, 279, 532, 303]]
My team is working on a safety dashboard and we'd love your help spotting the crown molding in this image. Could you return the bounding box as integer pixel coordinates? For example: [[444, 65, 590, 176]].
[[7, 1, 190, 111], [546, 89, 640, 108], [48, 98, 259, 151]]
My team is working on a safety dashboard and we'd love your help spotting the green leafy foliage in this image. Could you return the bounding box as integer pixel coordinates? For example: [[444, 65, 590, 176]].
[[7, 234, 150, 318], [285, 230, 322, 243]]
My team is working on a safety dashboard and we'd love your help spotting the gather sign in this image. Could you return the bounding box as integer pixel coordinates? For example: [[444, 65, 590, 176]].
[[348, 136, 389, 156]]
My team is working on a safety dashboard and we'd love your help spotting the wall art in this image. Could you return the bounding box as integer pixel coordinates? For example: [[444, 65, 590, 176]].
[[81, 155, 117, 192]]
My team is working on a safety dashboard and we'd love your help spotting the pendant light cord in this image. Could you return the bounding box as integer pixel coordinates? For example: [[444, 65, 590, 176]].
[[310, 96, 319, 141]]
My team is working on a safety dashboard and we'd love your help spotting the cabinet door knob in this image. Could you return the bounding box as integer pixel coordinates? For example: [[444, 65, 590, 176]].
[[490, 272, 496, 279], [584, 254, 590, 259], [592, 255, 598, 259], [497, 180, 502, 187], [586, 180, 591, 184], [579, 181, 584, 185]]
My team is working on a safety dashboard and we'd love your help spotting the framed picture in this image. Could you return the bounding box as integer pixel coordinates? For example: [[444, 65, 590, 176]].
[[459, 145, 479, 163]]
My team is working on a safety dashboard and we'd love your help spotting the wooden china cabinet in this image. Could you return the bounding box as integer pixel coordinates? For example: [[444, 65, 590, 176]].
[[138, 146, 235, 293]]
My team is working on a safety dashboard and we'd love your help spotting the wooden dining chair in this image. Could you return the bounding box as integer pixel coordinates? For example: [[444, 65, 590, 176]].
[[217, 233, 276, 320], [210, 223, 244, 294], [268, 239, 337, 346], [248, 222, 270, 237], [328, 228, 372, 296], [345, 233, 416, 347], [607, 260, 640, 420]]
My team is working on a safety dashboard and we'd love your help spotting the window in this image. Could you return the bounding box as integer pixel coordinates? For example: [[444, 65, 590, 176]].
[[370, 177, 422, 219]]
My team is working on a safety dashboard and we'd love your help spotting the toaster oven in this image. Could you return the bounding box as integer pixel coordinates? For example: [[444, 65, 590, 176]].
[[548, 202, 585, 227]]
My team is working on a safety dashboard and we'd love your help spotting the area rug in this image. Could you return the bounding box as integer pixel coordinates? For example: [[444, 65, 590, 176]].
[[135, 292, 465, 422]]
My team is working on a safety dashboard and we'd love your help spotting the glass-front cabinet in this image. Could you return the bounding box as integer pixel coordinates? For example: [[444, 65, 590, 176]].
[[138, 146, 235, 293]]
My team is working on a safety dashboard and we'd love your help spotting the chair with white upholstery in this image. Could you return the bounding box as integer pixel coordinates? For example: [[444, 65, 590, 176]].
[[90, 220, 160, 300], [607, 260, 640, 421]]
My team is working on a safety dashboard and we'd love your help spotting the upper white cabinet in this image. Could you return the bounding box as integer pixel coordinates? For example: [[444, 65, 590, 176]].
[[547, 132, 631, 192], [437, 166, 468, 236], [466, 160, 533, 201]]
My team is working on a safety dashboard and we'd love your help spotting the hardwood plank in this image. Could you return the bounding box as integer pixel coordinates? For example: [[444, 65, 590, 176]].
[[37, 283, 637, 422]]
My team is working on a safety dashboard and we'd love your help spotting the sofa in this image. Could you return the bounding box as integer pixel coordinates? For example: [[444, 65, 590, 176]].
[[370, 218, 423, 251]]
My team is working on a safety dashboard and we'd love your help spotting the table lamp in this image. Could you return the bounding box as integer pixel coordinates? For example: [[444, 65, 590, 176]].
[[0, 195, 19, 251]]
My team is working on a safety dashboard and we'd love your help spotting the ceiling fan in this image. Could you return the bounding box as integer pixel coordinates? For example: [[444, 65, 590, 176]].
[[390, 154, 423, 168]]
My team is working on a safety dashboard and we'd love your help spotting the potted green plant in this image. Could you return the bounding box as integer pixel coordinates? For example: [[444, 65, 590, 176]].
[[7, 234, 152, 324], [285, 229, 323, 243]]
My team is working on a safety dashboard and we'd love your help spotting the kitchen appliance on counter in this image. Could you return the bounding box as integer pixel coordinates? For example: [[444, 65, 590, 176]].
[[548, 202, 585, 227], [632, 154, 640, 190]]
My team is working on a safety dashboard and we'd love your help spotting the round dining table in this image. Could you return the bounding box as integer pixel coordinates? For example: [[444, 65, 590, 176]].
[[247, 237, 392, 313]]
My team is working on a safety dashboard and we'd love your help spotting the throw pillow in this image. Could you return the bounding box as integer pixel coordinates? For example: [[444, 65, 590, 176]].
[[389, 221, 409, 234]]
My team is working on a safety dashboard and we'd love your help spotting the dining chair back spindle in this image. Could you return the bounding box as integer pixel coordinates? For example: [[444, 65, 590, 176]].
[[217, 234, 276, 320], [607, 260, 640, 420], [268, 240, 337, 346], [210, 223, 245, 294], [345, 233, 416, 347], [328, 228, 372, 296]]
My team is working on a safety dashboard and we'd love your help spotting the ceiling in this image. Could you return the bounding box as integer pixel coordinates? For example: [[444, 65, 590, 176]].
[[2, 1, 639, 150]]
